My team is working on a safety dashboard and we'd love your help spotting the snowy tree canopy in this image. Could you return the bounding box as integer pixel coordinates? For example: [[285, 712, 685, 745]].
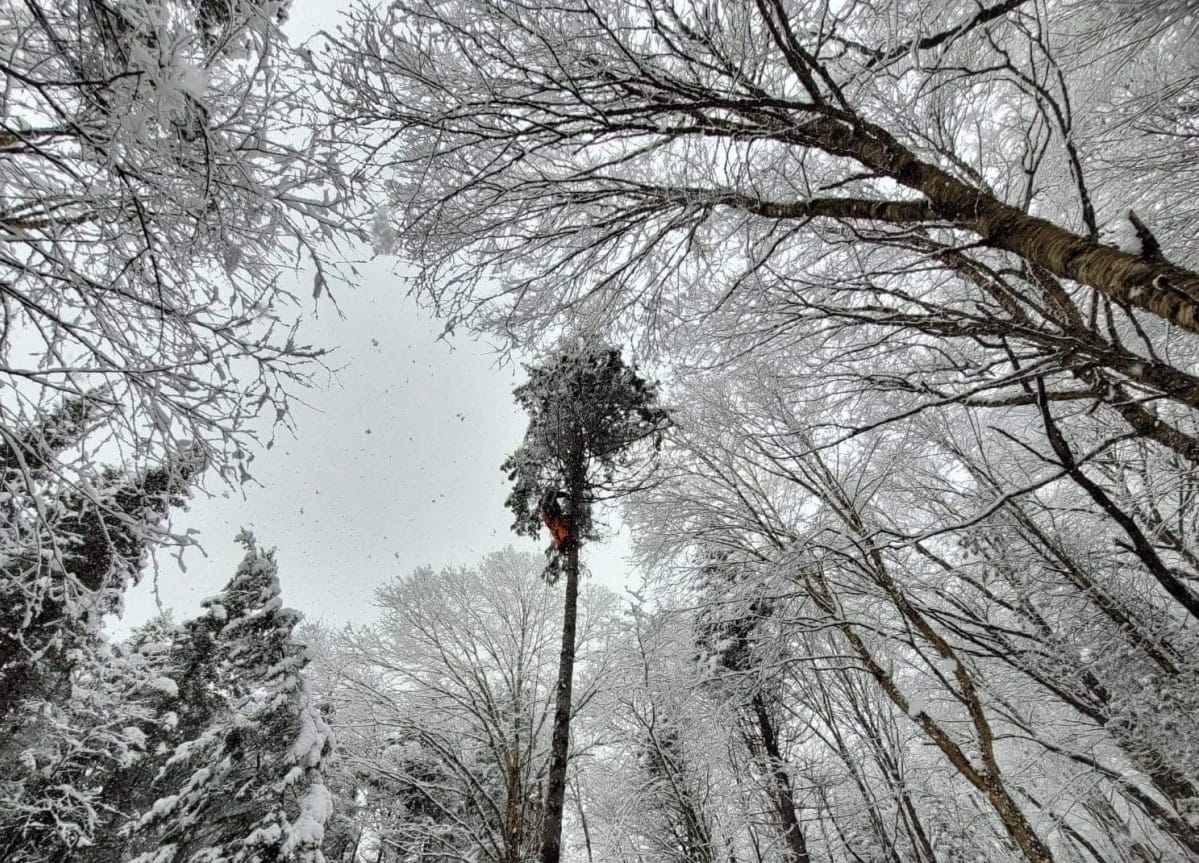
[[503, 343, 670, 557], [10, 2, 1199, 863], [1, 0, 357, 498]]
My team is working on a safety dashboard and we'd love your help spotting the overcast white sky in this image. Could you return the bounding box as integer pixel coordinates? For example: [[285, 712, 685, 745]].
[[120, 253, 636, 631]]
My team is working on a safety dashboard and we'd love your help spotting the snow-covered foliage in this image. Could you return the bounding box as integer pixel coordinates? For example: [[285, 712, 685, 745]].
[[309, 550, 620, 863], [11, 2, 1199, 862], [0, 399, 199, 861], [132, 532, 334, 863], [503, 343, 669, 578], [0, 631, 171, 861], [0, 396, 197, 736], [0, 0, 356, 534], [0, 527, 332, 863]]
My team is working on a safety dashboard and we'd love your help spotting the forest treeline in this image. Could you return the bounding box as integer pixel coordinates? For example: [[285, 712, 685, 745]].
[[4, 0, 1199, 861]]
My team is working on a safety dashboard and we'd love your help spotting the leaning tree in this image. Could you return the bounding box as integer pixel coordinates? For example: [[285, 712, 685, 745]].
[[503, 343, 669, 863]]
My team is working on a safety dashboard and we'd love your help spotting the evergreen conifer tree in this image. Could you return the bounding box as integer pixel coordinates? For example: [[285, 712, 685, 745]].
[[504, 342, 668, 863], [0, 619, 187, 861], [78, 613, 223, 863], [132, 532, 333, 863], [0, 395, 198, 727], [0, 397, 199, 860]]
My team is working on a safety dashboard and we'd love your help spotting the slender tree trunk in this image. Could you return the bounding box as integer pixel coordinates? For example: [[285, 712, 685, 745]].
[[750, 693, 811, 863], [539, 483, 582, 863], [504, 744, 523, 863], [571, 769, 594, 863]]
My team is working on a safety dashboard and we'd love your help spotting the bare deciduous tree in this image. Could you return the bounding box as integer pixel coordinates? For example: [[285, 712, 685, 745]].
[[317, 550, 620, 863], [2, 0, 357, 491]]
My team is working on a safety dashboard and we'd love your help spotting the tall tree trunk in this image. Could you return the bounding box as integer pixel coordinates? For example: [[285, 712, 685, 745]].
[[750, 693, 811, 863], [539, 483, 582, 863]]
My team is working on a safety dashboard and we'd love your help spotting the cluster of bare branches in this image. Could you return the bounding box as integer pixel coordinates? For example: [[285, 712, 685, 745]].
[[311, 551, 623, 863], [0, 0, 362, 701], [1, 0, 358, 494]]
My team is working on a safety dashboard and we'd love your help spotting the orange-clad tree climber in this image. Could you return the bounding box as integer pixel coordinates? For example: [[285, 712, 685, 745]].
[[540, 490, 571, 550]]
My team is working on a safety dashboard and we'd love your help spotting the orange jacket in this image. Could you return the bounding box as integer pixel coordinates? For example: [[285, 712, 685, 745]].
[[541, 511, 570, 548]]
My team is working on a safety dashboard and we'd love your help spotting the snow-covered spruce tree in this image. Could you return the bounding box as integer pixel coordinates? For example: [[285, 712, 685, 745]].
[[0, 394, 205, 859], [503, 343, 669, 863], [0, 395, 109, 723], [132, 532, 333, 863], [0, 627, 177, 862], [281, 623, 370, 863], [76, 612, 229, 863]]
